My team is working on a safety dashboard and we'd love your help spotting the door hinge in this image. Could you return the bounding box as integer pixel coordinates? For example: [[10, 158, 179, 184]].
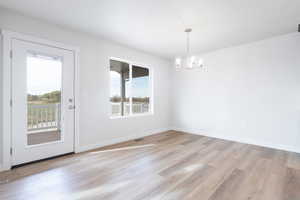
[[10, 50, 13, 59], [10, 99, 12, 107], [10, 148, 13, 155]]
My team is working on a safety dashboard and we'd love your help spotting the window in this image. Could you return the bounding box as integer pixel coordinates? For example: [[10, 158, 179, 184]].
[[110, 59, 152, 117]]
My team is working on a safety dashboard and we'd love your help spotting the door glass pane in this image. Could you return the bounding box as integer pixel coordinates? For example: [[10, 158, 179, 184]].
[[132, 65, 150, 114], [27, 52, 62, 145], [110, 60, 130, 117]]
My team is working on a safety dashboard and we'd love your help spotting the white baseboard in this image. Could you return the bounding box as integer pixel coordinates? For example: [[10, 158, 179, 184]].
[[76, 127, 172, 153], [172, 127, 300, 154], [0, 165, 5, 172]]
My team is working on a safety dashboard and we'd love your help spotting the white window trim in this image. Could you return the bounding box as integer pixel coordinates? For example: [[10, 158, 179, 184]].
[[109, 57, 154, 119]]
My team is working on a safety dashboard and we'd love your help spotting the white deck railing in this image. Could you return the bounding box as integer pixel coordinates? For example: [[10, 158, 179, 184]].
[[27, 103, 61, 132], [111, 102, 149, 116], [28, 103, 148, 131]]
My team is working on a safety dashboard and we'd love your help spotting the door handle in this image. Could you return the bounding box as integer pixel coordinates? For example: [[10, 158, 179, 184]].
[[68, 105, 75, 110]]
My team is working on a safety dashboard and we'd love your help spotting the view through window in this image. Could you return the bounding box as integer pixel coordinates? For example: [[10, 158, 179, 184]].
[[27, 53, 62, 145], [110, 59, 151, 117]]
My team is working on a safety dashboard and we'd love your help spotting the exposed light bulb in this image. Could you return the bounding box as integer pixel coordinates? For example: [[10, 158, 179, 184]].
[[175, 58, 181, 69], [198, 58, 203, 66]]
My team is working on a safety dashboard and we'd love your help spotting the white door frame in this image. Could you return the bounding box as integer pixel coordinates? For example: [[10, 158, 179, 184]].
[[1, 30, 80, 171]]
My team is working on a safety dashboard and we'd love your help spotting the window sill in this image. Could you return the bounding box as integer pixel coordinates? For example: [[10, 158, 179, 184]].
[[110, 112, 154, 119]]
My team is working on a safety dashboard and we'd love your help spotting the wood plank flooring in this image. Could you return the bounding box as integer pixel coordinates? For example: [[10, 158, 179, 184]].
[[1, 130, 300, 200]]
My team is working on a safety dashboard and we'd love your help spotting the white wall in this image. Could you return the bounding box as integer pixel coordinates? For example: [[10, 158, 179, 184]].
[[0, 7, 171, 167], [172, 33, 300, 153], [0, 34, 3, 167]]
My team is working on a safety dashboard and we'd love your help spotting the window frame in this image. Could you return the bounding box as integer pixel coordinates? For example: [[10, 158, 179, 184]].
[[109, 57, 153, 119]]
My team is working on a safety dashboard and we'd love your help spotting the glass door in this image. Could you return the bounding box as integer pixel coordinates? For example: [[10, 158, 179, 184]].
[[11, 39, 75, 166]]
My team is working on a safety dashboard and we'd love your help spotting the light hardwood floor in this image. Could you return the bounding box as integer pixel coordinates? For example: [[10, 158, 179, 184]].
[[1, 131, 300, 200]]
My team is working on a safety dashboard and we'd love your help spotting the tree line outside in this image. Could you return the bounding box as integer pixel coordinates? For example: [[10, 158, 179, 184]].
[[28, 92, 149, 104], [28, 91, 61, 104]]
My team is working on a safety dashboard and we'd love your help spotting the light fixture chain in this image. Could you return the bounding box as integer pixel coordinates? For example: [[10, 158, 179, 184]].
[[186, 31, 190, 54]]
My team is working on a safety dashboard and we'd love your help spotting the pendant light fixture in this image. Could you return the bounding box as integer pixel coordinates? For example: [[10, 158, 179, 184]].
[[175, 28, 204, 70]]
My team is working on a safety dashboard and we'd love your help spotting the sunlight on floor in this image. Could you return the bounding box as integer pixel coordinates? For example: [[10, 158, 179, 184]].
[[69, 180, 132, 200], [184, 164, 204, 172], [90, 144, 156, 154]]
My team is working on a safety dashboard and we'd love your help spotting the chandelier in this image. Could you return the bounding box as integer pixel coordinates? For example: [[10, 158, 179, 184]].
[[174, 28, 205, 70]]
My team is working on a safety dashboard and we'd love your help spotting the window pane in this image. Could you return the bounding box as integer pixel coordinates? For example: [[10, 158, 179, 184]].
[[27, 53, 62, 145], [110, 60, 130, 116], [132, 65, 150, 114]]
